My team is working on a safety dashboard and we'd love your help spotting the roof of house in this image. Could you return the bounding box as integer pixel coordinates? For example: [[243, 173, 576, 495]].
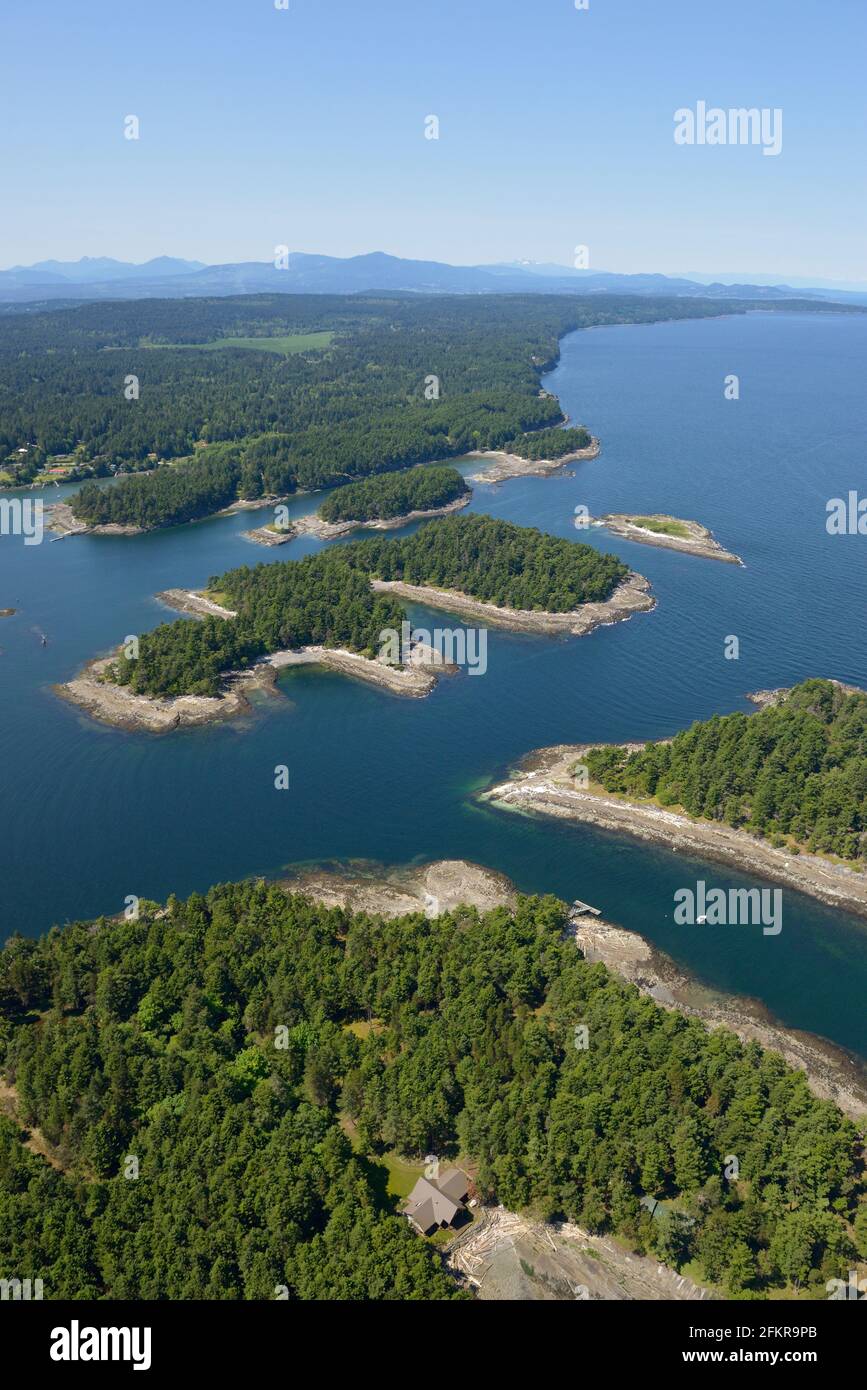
[[436, 1168, 470, 1203], [404, 1169, 469, 1231]]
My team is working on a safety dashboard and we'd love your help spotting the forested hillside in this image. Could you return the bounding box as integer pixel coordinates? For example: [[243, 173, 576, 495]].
[[111, 515, 628, 698], [0, 292, 730, 515], [585, 679, 867, 863], [317, 465, 469, 523], [1, 884, 863, 1299]]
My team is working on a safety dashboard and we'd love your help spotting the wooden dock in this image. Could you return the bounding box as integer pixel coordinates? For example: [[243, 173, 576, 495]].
[[570, 899, 602, 917]]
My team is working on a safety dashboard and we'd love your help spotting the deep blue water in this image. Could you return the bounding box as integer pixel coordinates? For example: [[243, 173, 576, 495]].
[[2, 310, 867, 1056]]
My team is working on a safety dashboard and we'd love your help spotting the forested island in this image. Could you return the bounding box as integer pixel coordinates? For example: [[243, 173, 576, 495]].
[[247, 465, 473, 545], [317, 464, 469, 524], [0, 290, 748, 524], [102, 515, 632, 701], [1, 881, 864, 1299]]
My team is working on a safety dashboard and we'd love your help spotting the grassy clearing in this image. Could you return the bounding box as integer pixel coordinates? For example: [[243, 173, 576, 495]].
[[202, 589, 232, 610], [342, 1019, 385, 1040], [628, 515, 691, 538], [380, 1150, 426, 1200], [141, 331, 334, 356]]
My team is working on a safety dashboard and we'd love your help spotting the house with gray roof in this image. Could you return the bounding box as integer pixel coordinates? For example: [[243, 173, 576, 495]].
[[404, 1168, 470, 1236]]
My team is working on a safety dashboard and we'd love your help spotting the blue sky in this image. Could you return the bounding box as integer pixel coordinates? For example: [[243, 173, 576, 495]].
[[1, 0, 865, 280]]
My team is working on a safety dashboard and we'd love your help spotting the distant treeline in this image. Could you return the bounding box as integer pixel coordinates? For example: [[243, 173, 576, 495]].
[[1, 883, 864, 1299], [0, 291, 732, 508], [111, 515, 628, 698], [317, 465, 469, 523], [586, 679, 867, 863]]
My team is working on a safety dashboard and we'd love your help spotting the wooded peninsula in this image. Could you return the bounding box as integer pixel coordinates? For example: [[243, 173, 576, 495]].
[[586, 679, 867, 865], [1, 882, 863, 1299]]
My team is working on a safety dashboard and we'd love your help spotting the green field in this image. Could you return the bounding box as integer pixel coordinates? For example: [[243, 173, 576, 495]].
[[142, 331, 334, 356]]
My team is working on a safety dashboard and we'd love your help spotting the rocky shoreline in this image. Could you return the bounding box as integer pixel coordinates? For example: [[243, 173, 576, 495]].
[[46, 492, 292, 540], [46, 502, 142, 537], [242, 493, 471, 547], [592, 513, 743, 564], [571, 912, 867, 1123], [55, 587, 439, 730], [54, 653, 262, 732], [370, 570, 654, 636], [481, 739, 867, 919], [55, 644, 436, 732], [467, 435, 600, 484], [158, 588, 237, 619], [282, 858, 517, 918], [448, 1207, 712, 1301]]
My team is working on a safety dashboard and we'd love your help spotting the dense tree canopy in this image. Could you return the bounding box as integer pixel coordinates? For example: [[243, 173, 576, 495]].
[[112, 515, 628, 698], [317, 465, 469, 523], [0, 883, 862, 1299], [507, 425, 591, 459], [586, 679, 867, 863], [0, 291, 735, 513], [352, 514, 627, 610]]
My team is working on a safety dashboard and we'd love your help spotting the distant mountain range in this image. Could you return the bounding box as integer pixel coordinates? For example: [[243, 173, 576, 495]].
[[1, 251, 864, 305]]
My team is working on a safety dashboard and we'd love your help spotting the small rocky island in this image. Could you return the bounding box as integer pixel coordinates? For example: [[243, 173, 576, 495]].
[[592, 513, 742, 564]]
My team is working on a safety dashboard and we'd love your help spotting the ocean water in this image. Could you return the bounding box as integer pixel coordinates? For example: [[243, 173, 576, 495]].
[[2, 310, 867, 1056]]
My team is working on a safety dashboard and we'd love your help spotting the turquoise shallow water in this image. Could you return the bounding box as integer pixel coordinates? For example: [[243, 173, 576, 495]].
[[2, 309, 867, 1056]]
